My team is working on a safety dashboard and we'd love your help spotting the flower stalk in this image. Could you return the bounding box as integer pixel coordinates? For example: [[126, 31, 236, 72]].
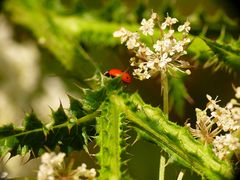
[[159, 71, 169, 180], [159, 153, 166, 180]]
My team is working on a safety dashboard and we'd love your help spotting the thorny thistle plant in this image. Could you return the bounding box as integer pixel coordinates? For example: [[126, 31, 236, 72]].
[[113, 12, 191, 80], [1, 4, 239, 179], [186, 86, 240, 160]]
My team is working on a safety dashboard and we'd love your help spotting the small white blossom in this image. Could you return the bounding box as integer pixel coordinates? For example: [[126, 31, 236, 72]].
[[147, 61, 155, 68], [163, 29, 175, 39], [206, 95, 220, 111], [178, 21, 191, 33], [126, 38, 138, 49], [173, 41, 184, 53], [73, 163, 97, 180], [139, 18, 155, 36], [185, 69, 191, 75], [179, 60, 190, 68], [89, 168, 97, 177], [50, 152, 65, 166], [153, 40, 162, 52], [162, 38, 172, 52], [161, 17, 178, 30], [183, 37, 191, 43], [126, 33, 140, 49], [113, 27, 130, 44], [145, 47, 154, 56], [159, 53, 172, 69], [130, 57, 136, 66], [137, 46, 153, 56], [151, 12, 157, 20]]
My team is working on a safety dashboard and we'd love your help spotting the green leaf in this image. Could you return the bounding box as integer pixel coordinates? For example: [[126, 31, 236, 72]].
[[68, 95, 85, 118], [0, 124, 21, 137], [23, 112, 42, 131], [0, 137, 19, 156], [0, 101, 98, 158], [82, 87, 106, 112]]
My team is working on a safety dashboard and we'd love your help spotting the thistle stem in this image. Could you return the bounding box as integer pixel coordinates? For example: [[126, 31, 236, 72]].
[[159, 154, 166, 180], [159, 72, 168, 180], [162, 72, 169, 116], [177, 170, 185, 180]]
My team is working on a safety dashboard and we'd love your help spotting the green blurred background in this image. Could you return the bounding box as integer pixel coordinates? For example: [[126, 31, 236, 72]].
[[0, 0, 239, 179]]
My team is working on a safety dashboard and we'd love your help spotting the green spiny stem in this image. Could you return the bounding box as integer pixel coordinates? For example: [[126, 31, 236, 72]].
[[76, 110, 100, 125], [3, 111, 99, 139], [96, 98, 126, 180]]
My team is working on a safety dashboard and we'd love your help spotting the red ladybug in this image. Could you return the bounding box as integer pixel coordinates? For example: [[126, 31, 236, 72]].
[[104, 69, 132, 84]]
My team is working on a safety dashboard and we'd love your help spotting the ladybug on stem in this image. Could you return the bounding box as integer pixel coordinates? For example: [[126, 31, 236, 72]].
[[104, 69, 132, 84]]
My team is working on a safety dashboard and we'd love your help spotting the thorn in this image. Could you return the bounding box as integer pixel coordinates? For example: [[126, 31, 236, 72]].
[[125, 152, 134, 157], [89, 153, 97, 157], [73, 82, 86, 93], [131, 136, 139, 146], [93, 143, 99, 149], [83, 145, 90, 155], [90, 135, 98, 139]]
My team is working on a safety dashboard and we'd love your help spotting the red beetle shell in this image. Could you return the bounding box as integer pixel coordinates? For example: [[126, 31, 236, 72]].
[[105, 69, 132, 84]]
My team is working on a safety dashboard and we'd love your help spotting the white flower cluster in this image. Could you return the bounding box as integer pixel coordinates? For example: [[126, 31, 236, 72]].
[[38, 152, 65, 180], [113, 12, 191, 80], [37, 152, 96, 180], [212, 134, 240, 160], [73, 163, 97, 180], [186, 87, 240, 160]]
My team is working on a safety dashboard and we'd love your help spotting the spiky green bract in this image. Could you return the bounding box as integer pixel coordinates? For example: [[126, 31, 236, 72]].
[[0, 95, 98, 159], [188, 35, 240, 74], [202, 37, 240, 73], [68, 95, 86, 118]]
